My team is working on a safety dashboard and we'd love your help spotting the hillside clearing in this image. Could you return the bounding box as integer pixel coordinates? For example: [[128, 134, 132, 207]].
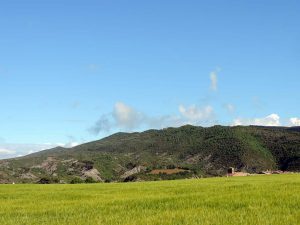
[[149, 168, 188, 175], [0, 174, 299, 225]]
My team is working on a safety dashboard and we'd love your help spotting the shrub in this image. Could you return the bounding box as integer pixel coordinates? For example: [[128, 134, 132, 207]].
[[70, 177, 84, 184], [85, 177, 97, 183], [123, 175, 137, 182], [37, 177, 59, 184], [37, 178, 51, 184]]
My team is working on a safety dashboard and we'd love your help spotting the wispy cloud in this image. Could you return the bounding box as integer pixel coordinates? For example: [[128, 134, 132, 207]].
[[71, 101, 81, 109], [87, 64, 100, 72], [224, 103, 235, 114], [210, 68, 220, 91]]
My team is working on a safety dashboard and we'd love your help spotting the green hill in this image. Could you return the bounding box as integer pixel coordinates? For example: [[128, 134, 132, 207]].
[[0, 125, 299, 183]]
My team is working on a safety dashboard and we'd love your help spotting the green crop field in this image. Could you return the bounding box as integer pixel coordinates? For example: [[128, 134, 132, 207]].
[[0, 175, 299, 225]]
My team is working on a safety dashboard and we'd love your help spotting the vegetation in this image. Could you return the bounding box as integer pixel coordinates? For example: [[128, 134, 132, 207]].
[[0, 175, 299, 225], [0, 125, 299, 183]]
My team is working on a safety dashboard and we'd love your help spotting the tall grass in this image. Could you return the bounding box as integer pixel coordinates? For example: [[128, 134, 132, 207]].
[[0, 174, 299, 225]]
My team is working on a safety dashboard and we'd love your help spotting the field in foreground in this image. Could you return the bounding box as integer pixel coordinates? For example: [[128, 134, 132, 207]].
[[0, 175, 299, 225]]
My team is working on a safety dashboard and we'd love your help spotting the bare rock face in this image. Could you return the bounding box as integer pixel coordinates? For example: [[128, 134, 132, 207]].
[[31, 157, 58, 174], [121, 166, 147, 179], [20, 172, 37, 180], [82, 168, 103, 182]]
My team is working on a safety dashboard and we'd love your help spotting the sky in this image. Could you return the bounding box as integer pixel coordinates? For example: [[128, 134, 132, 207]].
[[0, 0, 300, 159]]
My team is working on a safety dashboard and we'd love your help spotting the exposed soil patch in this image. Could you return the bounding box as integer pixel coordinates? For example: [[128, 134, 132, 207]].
[[149, 168, 189, 175], [231, 172, 249, 177]]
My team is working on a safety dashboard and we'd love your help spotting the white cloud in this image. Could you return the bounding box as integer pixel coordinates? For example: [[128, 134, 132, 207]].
[[113, 102, 144, 129], [179, 105, 214, 123], [0, 141, 82, 159], [2, 143, 60, 158], [233, 114, 281, 126], [0, 148, 16, 155], [27, 150, 36, 155], [58, 142, 80, 148], [90, 102, 215, 135], [289, 117, 300, 126], [69, 142, 80, 147]]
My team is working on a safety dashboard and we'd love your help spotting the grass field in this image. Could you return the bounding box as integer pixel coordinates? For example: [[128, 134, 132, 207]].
[[0, 175, 299, 225]]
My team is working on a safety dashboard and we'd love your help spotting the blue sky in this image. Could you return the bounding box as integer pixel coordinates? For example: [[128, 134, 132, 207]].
[[0, 0, 300, 158]]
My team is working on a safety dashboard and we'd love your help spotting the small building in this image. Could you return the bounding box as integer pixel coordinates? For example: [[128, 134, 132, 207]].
[[227, 167, 235, 176]]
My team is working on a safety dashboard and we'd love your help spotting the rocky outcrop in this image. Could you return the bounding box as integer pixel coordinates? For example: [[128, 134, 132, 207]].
[[31, 157, 58, 174], [81, 168, 103, 182], [20, 172, 38, 180], [121, 166, 147, 179]]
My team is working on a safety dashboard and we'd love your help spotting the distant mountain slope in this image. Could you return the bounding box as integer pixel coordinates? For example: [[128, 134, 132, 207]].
[[0, 125, 299, 183]]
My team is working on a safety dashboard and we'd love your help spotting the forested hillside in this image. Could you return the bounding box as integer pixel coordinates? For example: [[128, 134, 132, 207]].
[[0, 125, 299, 183]]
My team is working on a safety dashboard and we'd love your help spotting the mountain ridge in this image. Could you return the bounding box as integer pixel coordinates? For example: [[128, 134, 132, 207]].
[[0, 125, 299, 183]]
